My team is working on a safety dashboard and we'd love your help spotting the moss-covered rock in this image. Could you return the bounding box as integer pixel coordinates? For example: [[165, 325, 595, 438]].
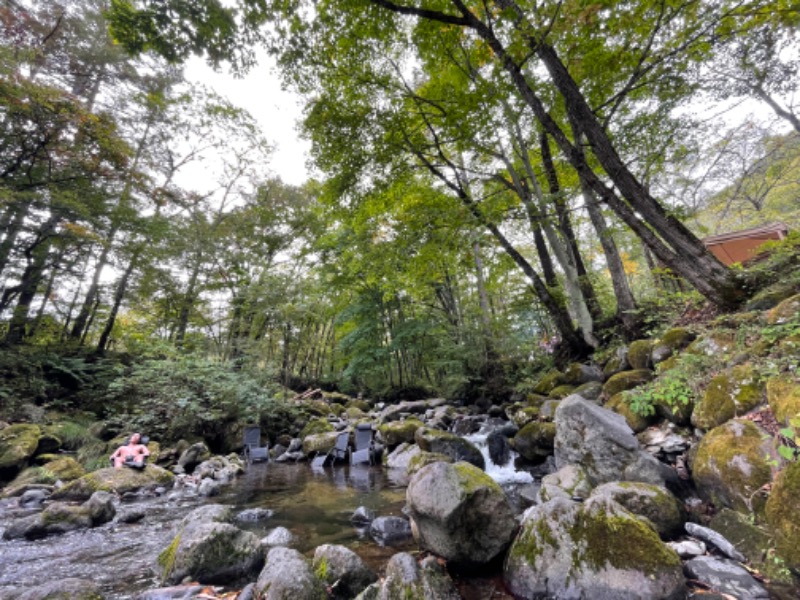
[[538, 464, 593, 503], [301, 430, 341, 456], [345, 406, 366, 420], [299, 418, 334, 439], [686, 332, 736, 357], [767, 375, 800, 425], [50, 465, 175, 501], [590, 481, 685, 539], [767, 293, 800, 325], [415, 428, 484, 470], [406, 451, 453, 476], [0, 424, 43, 481], [2, 456, 85, 497], [651, 327, 695, 365], [506, 404, 540, 428], [345, 399, 371, 413], [627, 340, 653, 370], [604, 392, 653, 433], [765, 461, 800, 571], [572, 381, 603, 402], [532, 370, 565, 395], [602, 349, 630, 378], [563, 363, 604, 385], [693, 420, 775, 514], [512, 422, 556, 462], [504, 496, 684, 600], [691, 365, 764, 430], [548, 384, 576, 399], [12, 578, 105, 600], [602, 369, 653, 398], [378, 418, 423, 447]]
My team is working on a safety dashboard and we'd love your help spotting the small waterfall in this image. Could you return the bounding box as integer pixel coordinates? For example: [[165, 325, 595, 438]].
[[466, 429, 533, 485]]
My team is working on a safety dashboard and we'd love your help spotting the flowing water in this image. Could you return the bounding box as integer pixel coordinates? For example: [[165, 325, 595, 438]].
[[0, 463, 413, 599]]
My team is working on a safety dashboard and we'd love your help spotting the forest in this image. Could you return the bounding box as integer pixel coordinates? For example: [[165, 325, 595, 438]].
[[1, 0, 799, 423]]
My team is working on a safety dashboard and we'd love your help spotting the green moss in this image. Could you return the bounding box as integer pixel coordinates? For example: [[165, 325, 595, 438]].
[[379, 418, 424, 446], [659, 327, 695, 351], [300, 418, 334, 439], [513, 421, 556, 461], [692, 365, 763, 430], [627, 340, 653, 370], [507, 405, 541, 428], [567, 508, 680, 576], [766, 461, 800, 570], [407, 451, 452, 475], [605, 392, 652, 433], [602, 369, 653, 398], [549, 384, 576, 399], [158, 532, 182, 583], [767, 293, 800, 325], [694, 420, 774, 513], [314, 556, 329, 581], [767, 375, 800, 425], [533, 370, 565, 395], [0, 424, 42, 470], [453, 461, 501, 495]]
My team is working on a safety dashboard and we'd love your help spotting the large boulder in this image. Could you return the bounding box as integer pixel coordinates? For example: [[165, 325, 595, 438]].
[[602, 369, 653, 398], [554, 395, 673, 487], [375, 553, 460, 600], [693, 419, 774, 513], [683, 556, 769, 599], [51, 465, 175, 501], [2, 456, 85, 498], [255, 547, 326, 600], [563, 362, 604, 385], [384, 442, 421, 470], [767, 375, 800, 425], [0, 424, 42, 481], [691, 365, 763, 430], [504, 496, 685, 600], [158, 521, 263, 586], [405, 461, 516, 567], [302, 431, 341, 456], [3, 491, 116, 540], [312, 544, 377, 599], [377, 398, 448, 423], [13, 578, 105, 600], [414, 428, 484, 470], [765, 460, 800, 570], [627, 340, 653, 370]]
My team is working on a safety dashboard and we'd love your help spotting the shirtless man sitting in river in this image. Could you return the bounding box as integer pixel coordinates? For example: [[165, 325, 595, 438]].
[[110, 433, 150, 468]]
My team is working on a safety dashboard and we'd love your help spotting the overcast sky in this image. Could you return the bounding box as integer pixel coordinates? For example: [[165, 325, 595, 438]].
[[184, 53, 312, 186]]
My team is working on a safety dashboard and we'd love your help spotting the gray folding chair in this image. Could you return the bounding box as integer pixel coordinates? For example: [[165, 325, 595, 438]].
[[350, 424, 375, 465], [243, 425, 270, 463]]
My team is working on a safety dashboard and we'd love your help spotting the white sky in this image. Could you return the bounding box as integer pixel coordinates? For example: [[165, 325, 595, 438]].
[[184, 52, 313, 186]]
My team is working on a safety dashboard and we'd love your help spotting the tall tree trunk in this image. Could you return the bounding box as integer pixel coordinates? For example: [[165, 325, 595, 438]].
[[96, 251, 137, 353], [70, 229, 116, 340], [0, 201, 28, 280], [472, 239, 495, 359], [174, 257, 202, 347]]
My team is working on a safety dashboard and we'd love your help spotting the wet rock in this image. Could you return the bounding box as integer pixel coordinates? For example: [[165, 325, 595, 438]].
[[683, 556, 769, 599], [3, 491, 116, 540], [487, 430, 512, 465], [177, 442, 210, 474], [262, 526, 295, 548], [302, 431, 340, 456], [158, 521, 264, 586], [414, 428, 484, 470], [377, 398, 449, 424], [117, 506, 147, 523], [313, 543, 377, 599], [504, 496, 685, 600], [693, 419, 774, 513], [350, 506, 376, 526], [554, 395, 675, 487], [235, 507, 274, 523], [51, 465, 175, 501], [369, 516, 412, 546], [180, 503, 233, 526], [685, 522, 746, 562], [255, 547, 326, 600], [376, 552, 460, 600], [406, 451, 452, 476], [18, 488, 49, 508], [405, 461, 516, 567], [668, 539, 706, 558], [14, 577, 105, 600], [197, 478, 220, 497]]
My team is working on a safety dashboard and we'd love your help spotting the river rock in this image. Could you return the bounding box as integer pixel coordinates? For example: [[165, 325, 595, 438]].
[[405, 461, 516, 567], [262, 526, 295, 547], [313, 544, 377, 599], [683, 556, 769, 599], [180, 503, 233, 526], [302, 431, 340, 456], [512, 421, 556, 462], [177, 442, 211, 473], [538, 464, 593, 503], [685, 522, 746, 562], [504, 495, 685, 600], [414, 428, 484, 470], [51, 465, 175, 501], [554, 395, 674, 487], [135, 585, 206, 600], [375, 553, 460, 600], [158, 520, 263, 585], [19, 488, 49, 508], [236, 507, 274, 523], [590, 481, 685, 539], [378, 398, 448, 424], [378, 418, 424, 447], [14, 578, 105, 600], [668, 539, 706, 558], [384, 442, 421, 470], [369, 516, 412, 545], [3, 491, 116, 540], [255, 547, 326, 600], [351, 506, 376, 526]]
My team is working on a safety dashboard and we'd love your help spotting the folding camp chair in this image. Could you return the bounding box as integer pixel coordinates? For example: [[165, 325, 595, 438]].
[[311, 431, 350, 467], [243, 425, 270, 463], [350, 424, 375, 465]]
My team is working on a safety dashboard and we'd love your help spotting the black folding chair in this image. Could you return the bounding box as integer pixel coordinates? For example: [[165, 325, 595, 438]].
[[243, 425, 270, 463], [311, 431, 350, 467], [350, 424, 375, 465]]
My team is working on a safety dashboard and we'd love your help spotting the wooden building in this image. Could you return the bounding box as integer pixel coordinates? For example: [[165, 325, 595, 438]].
[[702, 222, 791, 266]]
